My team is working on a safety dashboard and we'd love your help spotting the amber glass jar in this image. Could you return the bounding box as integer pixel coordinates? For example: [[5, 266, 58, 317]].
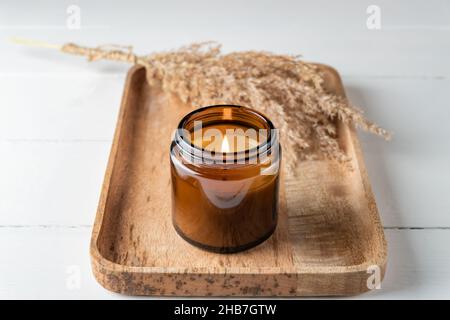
[[170, 105, 281, 253]]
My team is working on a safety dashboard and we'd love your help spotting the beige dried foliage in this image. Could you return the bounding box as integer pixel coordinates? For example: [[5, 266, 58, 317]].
[[61, 41, 390, 174]]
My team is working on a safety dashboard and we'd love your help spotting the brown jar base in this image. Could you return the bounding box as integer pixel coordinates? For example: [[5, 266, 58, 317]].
[[173, 222, 277, 254]]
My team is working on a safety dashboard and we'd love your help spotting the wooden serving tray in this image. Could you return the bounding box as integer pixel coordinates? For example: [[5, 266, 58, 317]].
[[90, 65, 387, 296]]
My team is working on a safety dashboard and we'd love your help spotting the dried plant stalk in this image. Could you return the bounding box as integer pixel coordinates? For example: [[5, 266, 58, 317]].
[[60, 42, 390, 174]]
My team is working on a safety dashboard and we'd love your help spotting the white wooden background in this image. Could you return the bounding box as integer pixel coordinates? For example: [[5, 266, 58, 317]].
[[1, 0, 449, 299]]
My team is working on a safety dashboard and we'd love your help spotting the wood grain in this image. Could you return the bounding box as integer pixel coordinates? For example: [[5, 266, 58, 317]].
[[90, 65, 387, 296]]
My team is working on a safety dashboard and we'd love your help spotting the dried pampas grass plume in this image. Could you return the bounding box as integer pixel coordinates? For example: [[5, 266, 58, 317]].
[[13, 39, 391, 174]]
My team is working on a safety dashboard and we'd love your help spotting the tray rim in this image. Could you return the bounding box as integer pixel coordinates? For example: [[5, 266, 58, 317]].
[[89, 64, 387, 293]]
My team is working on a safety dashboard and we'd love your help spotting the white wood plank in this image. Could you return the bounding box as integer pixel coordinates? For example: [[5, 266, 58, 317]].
[[0, 75, 124, 141], [0, 227, 116, 299], [0, 141, 110, 225], [1, 0, 449, 77], [361, 229, 450, 299], [0, 228, 449, 299], [343, 77, 450, 228]]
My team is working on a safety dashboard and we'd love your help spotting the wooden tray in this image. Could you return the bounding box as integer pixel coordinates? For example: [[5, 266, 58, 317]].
[[90, 65, 387, 296]]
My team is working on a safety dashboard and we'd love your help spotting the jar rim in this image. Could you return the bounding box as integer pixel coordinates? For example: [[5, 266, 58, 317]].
[[174, 105, 278, 164]]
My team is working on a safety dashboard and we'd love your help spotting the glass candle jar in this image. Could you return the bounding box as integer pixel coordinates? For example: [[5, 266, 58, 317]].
[[170, 105, 281, 253]]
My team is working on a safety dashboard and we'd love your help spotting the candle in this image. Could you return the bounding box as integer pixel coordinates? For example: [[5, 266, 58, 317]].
[[170, 105, 281, 253]]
